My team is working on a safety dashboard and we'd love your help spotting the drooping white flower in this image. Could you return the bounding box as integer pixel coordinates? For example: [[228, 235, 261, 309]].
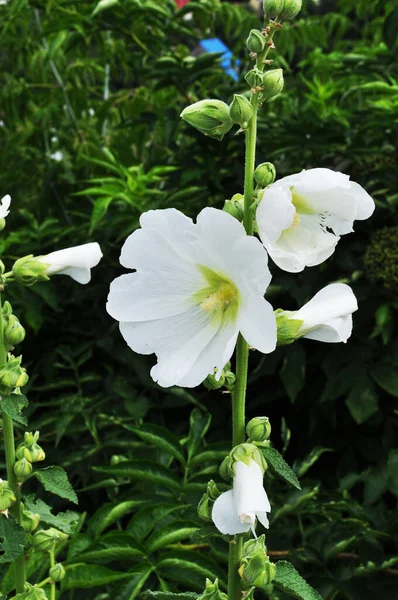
[[293, 283, 358, 343], [106, 207, 277, 388], [0, 195, 11, 219], [39, 243, 103, 284], [212, 460, 270, 536], [256, 168, 375, 273]]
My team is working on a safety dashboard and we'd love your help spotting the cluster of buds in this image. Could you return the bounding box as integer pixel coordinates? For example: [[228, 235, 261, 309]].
[[2, 301, 25, 351], [0, 354, 28, 391], [32, 527, 68, 553], [198, 480, 222, 522], [0, 478, 16, 515], [245, 68, 284, 101], [239, 535, 276, 589], [13, 583, 49, 599], [14, 431, 45, 482], [204, 362, 236, 391], [197, 579, 227, 600], [263, 0, 302, 20]]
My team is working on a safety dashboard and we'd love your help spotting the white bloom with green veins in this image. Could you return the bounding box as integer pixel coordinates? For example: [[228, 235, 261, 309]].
[[106, 207, 277, 388]]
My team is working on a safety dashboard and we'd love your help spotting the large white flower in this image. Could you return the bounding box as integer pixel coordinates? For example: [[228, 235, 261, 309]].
[[256, 168, 375, 272], [0, 195, 11, 219], [293, 283, 358, 343], [39, 243, 103, 284], [212, 460, 270, 536], [106, 207, 277, 388]]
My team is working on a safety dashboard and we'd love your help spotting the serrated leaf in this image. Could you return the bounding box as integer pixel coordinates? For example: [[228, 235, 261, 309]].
[[24, 497, 78, 534], [0, 515, 25, 563], [142, 593, 198, 600], [145, 521, 199, 553], [273, 561, 323, 600], [125, 423, 185, 465], [93, 461, 180, 491], [62, 564, 136, 590], [0, 393, 28, 426], [35, 466, 78, 504], [262, 446, 301, 490]]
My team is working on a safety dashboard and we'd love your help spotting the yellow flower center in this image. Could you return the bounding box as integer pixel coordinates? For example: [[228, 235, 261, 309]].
[[192, 265, 240, 323], [292, 212, 300, 226], [200, 282, 237, 312]]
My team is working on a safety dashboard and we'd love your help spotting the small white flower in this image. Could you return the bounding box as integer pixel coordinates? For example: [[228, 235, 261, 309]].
[[0, 195, 11, 219], [256, 168, 375, 273], [293, 283, 358, 343], [212, 460, 270, 536], [39, 243, 103, 284], [49, 151, 63, 162], [106, 207, 277, 388]]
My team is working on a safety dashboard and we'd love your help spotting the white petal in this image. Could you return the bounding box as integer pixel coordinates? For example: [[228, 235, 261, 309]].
[[140, 207, 196, 239], [349, 181, 375, 220], [256, 184, 295, 244], [238, 292, 277, 353], [233, 460, 271, 518], [256, 511, 270, 529], [0, 195, 11, 218], [41, 243, 102, 283], [303, 315, 353, 343], [282, 168, 351, 193], [212, 490, 250, 535], [296, 283, 358, 332]]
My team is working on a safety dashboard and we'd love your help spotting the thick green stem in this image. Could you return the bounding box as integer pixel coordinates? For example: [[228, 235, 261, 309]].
[[50, 549, 56, 600], [0, 295, 26, 592]]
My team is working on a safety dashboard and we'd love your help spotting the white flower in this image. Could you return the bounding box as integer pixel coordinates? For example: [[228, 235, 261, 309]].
[[256, 168, 375, 273], [212, 460, 270, 536], [39, 243, 103, 284], [293, 283, 358, 343], [0, 195, 11, 219], [49, 151, 63, 162], [106, 207, 277, 388]]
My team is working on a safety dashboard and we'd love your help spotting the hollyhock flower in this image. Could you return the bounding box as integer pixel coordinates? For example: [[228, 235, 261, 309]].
[[0, 195, 11, 219], [212, 460, 270, 536], [106, 207, 277, 388], [256, 168, 375, 272], [39, 243, 103, 284]]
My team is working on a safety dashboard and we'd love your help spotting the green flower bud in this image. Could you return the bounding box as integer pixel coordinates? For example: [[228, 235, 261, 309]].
[[180, 100, 233, 140], [0, 354, 29, 390], [0, 260, 4, 275], [279, 0, 302, 20], [49, 562, 66, 583], [254, 163, 276, 187], [197, 578, 228, 600], [263, 0, 285, 18], [223, 194, 244, 223], [246, 417, 272, 442], [0, 479, 16, 511], [4, 315, 26, 348], [198, 479, 222, 522], [245, 68, 263, 89], [19, 584, 49, 599], [12, 255, 50, 286], [14, 458, 32, 481], [229, 95, 253, 129], [246, 29, 266, 54], [220, 443, 268, 480], [239, 535, 276, 589], [2, 301, 12, 316], [262, 69, 284, 101], [204, 362, 235, 391], [275, 309, 304, 345], [0, 219, 5, 232], [110, 454, 129, 465], [21, 504, 41, 533], [32, 528, 68, 553], [24, 431, 39, 445]]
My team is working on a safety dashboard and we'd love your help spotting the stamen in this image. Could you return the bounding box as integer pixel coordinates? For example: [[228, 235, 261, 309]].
[[292, 212, 300, 226], [201, 283, 237, 312]]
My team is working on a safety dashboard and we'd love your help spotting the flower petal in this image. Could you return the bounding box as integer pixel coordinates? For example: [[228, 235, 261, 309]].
[[238, 293, 277, 353], [256, 184, 295, 244], [295, 283, 358, 332], [0, 194, 11, 218], [43, 243, 102, 284], [349, 181, 375, 220], [212, 490, 250, 535], [282, 168, 350, 193], [233, 461, 271, 517], [256, 511, 270, 529], [303, 315, 353, 343]]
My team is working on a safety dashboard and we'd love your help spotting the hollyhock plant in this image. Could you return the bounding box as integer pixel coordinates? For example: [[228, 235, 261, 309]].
[[212, 459, 271, 536], [38, 243, 103, 284], [256, 168, 375, 272], [106, 207, 277, 388]]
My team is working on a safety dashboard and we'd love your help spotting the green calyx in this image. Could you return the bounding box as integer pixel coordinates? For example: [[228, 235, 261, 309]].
[[32, 527, 69, 553], [261, 69, 284, 101], [279, 0, 302, 20], [223, 193, 244, 222], [204, 361, 235, 391], [0, 354, 28, 390], [275, 309, 304, 345], [16, 431, 45, 463], [180, 100, 233, 140], [220, 442, 267, 480], [197, 578, 228, 600], [49, 562, 66, 583], [229, 94, 253, 128], [239, 535, 276, 589], [13, 583, 49, 599], [254, 162, 276, 187], [246, 29, 266, 54], [263, 0, 284, 19], [0, 479, 16, 511], [20, 503, 40, 533], [198, 479, 222, 522], [14, 458, 32, 481], [246, 417, 272, 443], [12, 255, 50, 286]]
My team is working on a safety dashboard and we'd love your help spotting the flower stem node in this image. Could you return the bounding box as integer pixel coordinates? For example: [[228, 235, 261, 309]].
[[0, 479, 16, 511], [239, 535, 276, 589], [223, 194, 244, 222], [180, 100, 233, 140], [254, 163, 276, 187], [32, 528, 68, 553], [21, 503, 41, 533], [245, 69, 263, 89], [198, 480, 222, 522], [0, 354, 29, 391], [246, 30, 266, 54], [229, 95, 253, 129], [12, 255, 50, 286], [197, 578, 228, 600], [279, 0, 302, 20], [16, 431, 45, 463], [49, 562, 66, 583], [261, 69, 284, 101], [263, 0, 285, 18], [14, 458, 32, 482], [246, 417, 272, 443]]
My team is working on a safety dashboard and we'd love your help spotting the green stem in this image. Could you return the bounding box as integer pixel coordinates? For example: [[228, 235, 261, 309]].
[[50, 549, 56, 600], [0, 294, 26, 592]]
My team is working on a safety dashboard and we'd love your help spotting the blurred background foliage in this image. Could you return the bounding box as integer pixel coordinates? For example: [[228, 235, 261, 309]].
[[0, 0, 397, 598]]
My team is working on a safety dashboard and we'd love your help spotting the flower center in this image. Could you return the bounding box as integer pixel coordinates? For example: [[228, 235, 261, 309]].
[[200, 282, 237, 312], [239, 511, 256, 525], [192, 265, 240, 322], [291, 188, 314, 215], [292, 212, 300, 226]]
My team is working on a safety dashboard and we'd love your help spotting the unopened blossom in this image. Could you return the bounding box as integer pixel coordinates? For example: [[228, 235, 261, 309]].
[[39, 243, 103, 284], [256, 168, 375, 272], [106, 207, 277, 388], [212, 460, 270, 536], [0, 195, 11, 219]]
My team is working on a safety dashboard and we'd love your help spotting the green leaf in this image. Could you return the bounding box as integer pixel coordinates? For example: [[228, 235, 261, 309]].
[[0, 515, 25, 563], [142, 593, 198, 600], [92, 0, 119, 17], [388, 449, 398, 496], [24, 497, 79, 534], [187, 409, 211, 462], [73, 532, 144, 563], [125, 424, 185, 465], [62, 564, 136, 590], [261, 446, 301, 490], [279, 344, 306, 402], [0, 393, 28, 426], [371, 363, 398, 398], [88, 501, 143, 538], [89, 197, 114, 233], [112, 565, 154, 600], [145, 521, 199, 553], [127, 503, 187, 541], [93, 461, 180, 491], [35, 466, 78, 504], [157, 550, 226, 591], [346, 375, 379, 424], [273, 561, 323, 600], [294, 447, 333, 478]]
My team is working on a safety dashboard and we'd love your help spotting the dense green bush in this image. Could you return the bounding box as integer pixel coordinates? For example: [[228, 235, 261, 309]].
[[0, 0, 397, 598]]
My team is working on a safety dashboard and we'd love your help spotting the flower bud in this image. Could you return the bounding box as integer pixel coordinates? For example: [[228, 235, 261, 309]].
[[246, 29, 266, 54], [32, 528, 68, 552], [220, 443, 268, 480], [180, 100, 233, 140], [0, 355, 29, 390], [4, 315, 26, 348], [246, 417, 272, 442], [20, 503, 40, 533], [280, 0, 302, 20], [0, 479, 16, 511], [2, 301, 12, 316], [223, 194, 244, 222], [12, 255, 50, 286], [275, 309, 304, 345], [14, 458, 32, 481], [197, 578, 227, 600], [20, 584, 48, 599], [204, 362, 235, 391], [49, 562, 66, 583], [229, 95, 253, 129], [0, 220, 5, 232], [262, 69, 284, 101], [245, 68, 263, 89], [254, 163, 276, 187], [24, 431, 39, 445], [17, 432, 45, 463], [239, 535, 276, 589], [263, 0, 285, 18], [198, 479, 222, 522], [0, 260, 4, 275]]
